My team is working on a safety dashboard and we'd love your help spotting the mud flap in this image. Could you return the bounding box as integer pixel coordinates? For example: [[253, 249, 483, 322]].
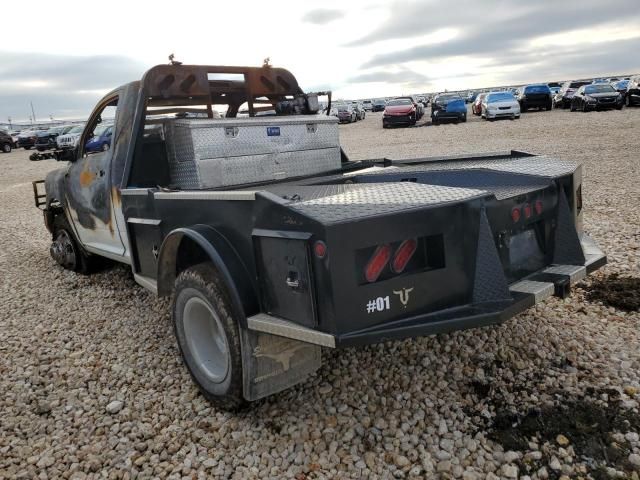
[[240, 328, 321, 401]]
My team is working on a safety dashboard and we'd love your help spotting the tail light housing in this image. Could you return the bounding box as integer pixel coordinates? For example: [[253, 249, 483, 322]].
[[364, 244, 392, 283], [391, 239, 418, 274], [535, 200, 543, 215], [511, 207, 521, 223]]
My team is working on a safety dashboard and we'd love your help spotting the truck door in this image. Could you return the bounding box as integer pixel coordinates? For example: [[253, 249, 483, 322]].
[[64, 95, 126, 258]]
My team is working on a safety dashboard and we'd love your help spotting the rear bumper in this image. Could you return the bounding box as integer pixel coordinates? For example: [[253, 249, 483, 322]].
[[249, 234, 606, 349], [383, 114, 414, 125]]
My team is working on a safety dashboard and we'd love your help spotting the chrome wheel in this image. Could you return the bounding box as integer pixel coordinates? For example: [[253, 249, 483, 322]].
[[182, 295, 230, 384]]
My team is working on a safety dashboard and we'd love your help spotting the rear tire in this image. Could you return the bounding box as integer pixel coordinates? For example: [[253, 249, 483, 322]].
[[2, 143, 11, 153], [173, 263, 247, 411]]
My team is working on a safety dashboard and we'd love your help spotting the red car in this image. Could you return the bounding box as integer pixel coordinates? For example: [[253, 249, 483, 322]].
[[472, 93, 486, 115], [382, 98, 417, 128]]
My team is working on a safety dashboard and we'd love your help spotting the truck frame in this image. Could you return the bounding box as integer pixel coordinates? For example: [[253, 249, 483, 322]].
[[33, 63, 606, 409]]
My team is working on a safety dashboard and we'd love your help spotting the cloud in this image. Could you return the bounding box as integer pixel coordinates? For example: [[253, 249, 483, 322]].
[[348, 69, 430, 85], [350, 0, 640, 73], [301, 8, 344, 25], [0, 52, 148, 121]]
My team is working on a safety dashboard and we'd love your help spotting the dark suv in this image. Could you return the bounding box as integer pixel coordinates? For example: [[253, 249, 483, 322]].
[[35, 125, 73, 151], [516, 84, 552, 111], [625, 75, 640, 107], [0, 130, 13, 153]]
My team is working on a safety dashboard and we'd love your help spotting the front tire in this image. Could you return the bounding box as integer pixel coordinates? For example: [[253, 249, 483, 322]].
[[50, 216, 93, 273], [2, 143, 11, 153], [173, 263, 246, 411]]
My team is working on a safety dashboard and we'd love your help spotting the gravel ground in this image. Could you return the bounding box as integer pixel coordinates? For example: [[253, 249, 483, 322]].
[[1, 106, 639, 480]]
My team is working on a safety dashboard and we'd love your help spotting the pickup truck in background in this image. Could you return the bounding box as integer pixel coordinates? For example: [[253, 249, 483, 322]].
[[33, 63, 606, 410]]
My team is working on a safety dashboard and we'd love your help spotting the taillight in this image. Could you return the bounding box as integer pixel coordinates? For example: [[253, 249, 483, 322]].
[[511, 207, 521, 223], [365, 244, 392, 283], [523, 203, 532, 219], [535, 200, 543, 215], [391, 239, 418, 274]]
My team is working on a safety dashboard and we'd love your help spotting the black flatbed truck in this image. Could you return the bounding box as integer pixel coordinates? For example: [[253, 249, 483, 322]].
[[33, 63, 605, 409]]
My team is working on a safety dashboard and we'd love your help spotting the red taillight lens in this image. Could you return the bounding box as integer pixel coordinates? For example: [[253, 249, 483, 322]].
[[535, 200, 543, 215], [391, 239, 418, 274], [511, 207, 521, 223], [523, 203, 532, 219], [365, 244, 392, 283], [313, 241, 327, 259]]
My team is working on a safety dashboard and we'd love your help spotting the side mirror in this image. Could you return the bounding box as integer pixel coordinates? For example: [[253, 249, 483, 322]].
[[55, 148, 76, 162]]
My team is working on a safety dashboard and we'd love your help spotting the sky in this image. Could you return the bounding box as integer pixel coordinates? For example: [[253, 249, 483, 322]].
[[1, 0, 639, 122]]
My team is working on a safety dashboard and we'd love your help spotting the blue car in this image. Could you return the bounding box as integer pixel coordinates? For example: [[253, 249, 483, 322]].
[[85, 125, 113, 152], [431, 94, 467, 124]]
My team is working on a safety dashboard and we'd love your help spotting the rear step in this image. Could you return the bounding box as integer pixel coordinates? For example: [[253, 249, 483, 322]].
[[248, 313, 336, 348]]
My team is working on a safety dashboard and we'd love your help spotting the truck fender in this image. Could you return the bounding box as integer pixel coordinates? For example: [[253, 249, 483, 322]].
[[156, 225, 259, 329]]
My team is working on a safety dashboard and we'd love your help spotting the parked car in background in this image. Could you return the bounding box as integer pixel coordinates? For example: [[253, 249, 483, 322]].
[[612, 80, 629, 95], [466, 92, 478, 104], [56, 125, 85, 149], [570, 84, 623, 112], [396, 96, 424, 120], [549, 86, 561, 97], [10, 131, 20, 148], [85, 124, 114, 152], [35, 125, 74, 151], [553, 80, 591, 109], [625, 75, 640, 107], [17, 130, 38, 150], [431, 94, 466, 124], [331, 103, 357, 123], [362, 100, 373, 111], [372, 99, 386, 112], [472, 93, 487, 115], [481, 91, 520, 120], [0, 129, 13, 153], [516, 84, 552, 111], [382, 98, 417, 128], [351, 102, 366, 120]]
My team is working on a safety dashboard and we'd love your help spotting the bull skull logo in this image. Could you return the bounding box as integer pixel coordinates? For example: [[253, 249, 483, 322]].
[[393, 287, 414, 308]]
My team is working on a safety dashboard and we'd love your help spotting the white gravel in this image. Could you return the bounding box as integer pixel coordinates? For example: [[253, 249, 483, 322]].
[[1, 106, 639, 479]]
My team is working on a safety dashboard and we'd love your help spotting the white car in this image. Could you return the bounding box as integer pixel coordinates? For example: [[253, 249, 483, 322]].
[[482, 91, 520, 120], [56, 125, 85, 149]]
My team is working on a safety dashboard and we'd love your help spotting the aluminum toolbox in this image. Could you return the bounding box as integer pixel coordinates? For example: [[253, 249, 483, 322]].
[[164, 115, 341, 189]]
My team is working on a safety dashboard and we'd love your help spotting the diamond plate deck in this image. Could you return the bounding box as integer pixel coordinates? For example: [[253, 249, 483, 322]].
[[363, 155, 578, 179], [288, 182, 486, 224], [356, 169, 552, 200]]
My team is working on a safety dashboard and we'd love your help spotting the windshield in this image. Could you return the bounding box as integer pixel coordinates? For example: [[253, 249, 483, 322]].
[[524, 85, 550, 94], [614, 81, 629, 89], [436, 94, 461, 103], [487, 92, 516, 102], [68, 126, 84, 134], [569, 81, 590, 89], [387, 99, 412, 106], [92, 125, 108, 137], [585, 84, 615, 94]]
